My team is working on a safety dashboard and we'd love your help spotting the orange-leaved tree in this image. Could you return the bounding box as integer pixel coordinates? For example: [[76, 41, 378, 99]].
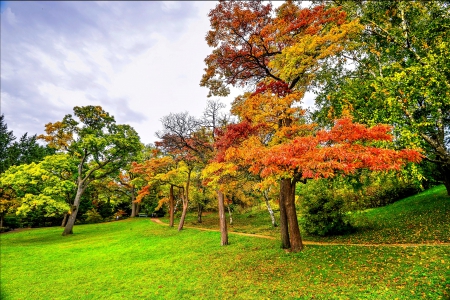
[[202, 0, 365, 251]]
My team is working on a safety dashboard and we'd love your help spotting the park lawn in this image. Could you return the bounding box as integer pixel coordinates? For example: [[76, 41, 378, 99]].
[[180, 185, 450, 244], [1, 185, 449, 299], [0, 220, 449, 299]]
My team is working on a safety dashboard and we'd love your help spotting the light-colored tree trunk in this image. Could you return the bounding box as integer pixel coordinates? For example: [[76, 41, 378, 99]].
[[217, 190, 228, 246], [227, 204, 233, 225], [169, 185, 175, 227], [62, 184, 85, 236], [263, 190, 277, 227], [178, 169, 192, 231]]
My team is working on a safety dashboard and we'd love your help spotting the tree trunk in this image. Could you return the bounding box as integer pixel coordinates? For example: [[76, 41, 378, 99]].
[[178, 169, 192, 231], [62, 185, 85, 236], [130, 186, 137, 218], [197, 203, 203, 223], [263, 190, 277, 227], [442, 165, 450, 196], [0, 214, 4, 228], [281, 178, 303, 252], [279, 180, 290, 249], [169, 185, 175, 227], [227, 204, 233, 225], [136, 202, 141, 214], [61, 213, 68, 227], [218, 190, 228, 246]]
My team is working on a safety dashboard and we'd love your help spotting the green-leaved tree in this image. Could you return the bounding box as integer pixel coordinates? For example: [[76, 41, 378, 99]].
[[38, 106, 142, 235]]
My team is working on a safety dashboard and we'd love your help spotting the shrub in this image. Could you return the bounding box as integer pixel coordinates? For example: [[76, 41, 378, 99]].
[[300, 188, 354, 236], [84, 208, 103, 224]]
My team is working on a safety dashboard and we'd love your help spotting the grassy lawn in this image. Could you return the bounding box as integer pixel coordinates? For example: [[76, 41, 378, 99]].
[[180, 185, 450, 244], [1, 185, 449, 299]]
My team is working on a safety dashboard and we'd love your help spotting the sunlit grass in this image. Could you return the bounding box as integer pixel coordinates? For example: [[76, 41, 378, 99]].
[[1, 185, 449, 299], [181, 185, 450, 244]]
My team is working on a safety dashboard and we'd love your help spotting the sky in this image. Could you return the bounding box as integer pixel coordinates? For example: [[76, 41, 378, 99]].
[[1, 1, 315, 145]]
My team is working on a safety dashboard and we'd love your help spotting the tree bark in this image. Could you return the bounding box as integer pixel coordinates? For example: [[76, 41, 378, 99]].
[[62, 184, 85, 236], [130, 186, 137, 218], [178, 168, 192, 231], [263, 190, 277, 227], [0, 214, 3, 228], [279, 180, 291, 249], [197, 203, 203, 223], [61, 213, 68, 227], [169, 185, 175, 227], [281, 178, 303, 252], [442, 165, 450, 196], [218, 190, 228, 246], [227, 204, 233, 225]]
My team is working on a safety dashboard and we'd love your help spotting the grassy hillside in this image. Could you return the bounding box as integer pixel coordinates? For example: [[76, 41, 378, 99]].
[[181, 185, 450, 244], [1, 186, 449, 299]]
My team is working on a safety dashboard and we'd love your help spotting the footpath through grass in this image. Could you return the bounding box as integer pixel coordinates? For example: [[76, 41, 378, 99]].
[[1, 185, 450, 299]]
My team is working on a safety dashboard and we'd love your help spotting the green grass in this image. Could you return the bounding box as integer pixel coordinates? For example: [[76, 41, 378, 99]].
[[180, 185, 450, 244], [1, 185, 450, 299]]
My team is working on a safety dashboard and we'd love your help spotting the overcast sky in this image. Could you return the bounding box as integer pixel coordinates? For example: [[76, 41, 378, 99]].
[[1, 1, 314, 145]]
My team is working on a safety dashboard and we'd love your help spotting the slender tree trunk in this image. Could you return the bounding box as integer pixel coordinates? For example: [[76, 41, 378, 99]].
[[0, 214, 4, 228], [61, 213, 68, 227], [130, 186, 137, 218], [169, 185, 175, 227], [281, 178, 303, 252], [227, 204, 233, 225], [197, 203, 203, 223], [443, 167, 450, 196], [279, 181, 290, 249], [218, 190, 228, 246], [136, 202, 141, 214], [263, 190, 277, 227], [178, 169, 192, 231], [62, 185, 85, 236]]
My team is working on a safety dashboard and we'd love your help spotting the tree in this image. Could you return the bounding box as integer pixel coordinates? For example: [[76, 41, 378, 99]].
[[132, 154, 185, 227], [38, 106, 142, 235], [216, 117, 422, 251], [313, 0, 450, 194], [202, 0, 362, 251], [0, 115, 54, 174], [0, 154, 77, 227]]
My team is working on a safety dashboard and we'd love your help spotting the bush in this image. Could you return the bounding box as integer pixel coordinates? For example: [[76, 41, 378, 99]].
[[84, 208, 103, 224], [3, 215, 20, 229], [300, 188, 354, 236]]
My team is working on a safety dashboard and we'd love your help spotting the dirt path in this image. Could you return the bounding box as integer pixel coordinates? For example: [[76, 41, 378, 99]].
[[149, 218, 450, 247]]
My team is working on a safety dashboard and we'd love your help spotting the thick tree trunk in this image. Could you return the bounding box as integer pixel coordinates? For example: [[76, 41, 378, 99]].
[[62, 185, 85, 236], [263, 190, 277, 227], [279, 181, 290, 249], [227, 205, 233, 225], [281, 178, 303, 252], [61, 213, 68, 227], [218, 190, 228, 246], [197, 203, 203, 223], [130, 186, 137, 218], [178, 169, 191, 231]]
